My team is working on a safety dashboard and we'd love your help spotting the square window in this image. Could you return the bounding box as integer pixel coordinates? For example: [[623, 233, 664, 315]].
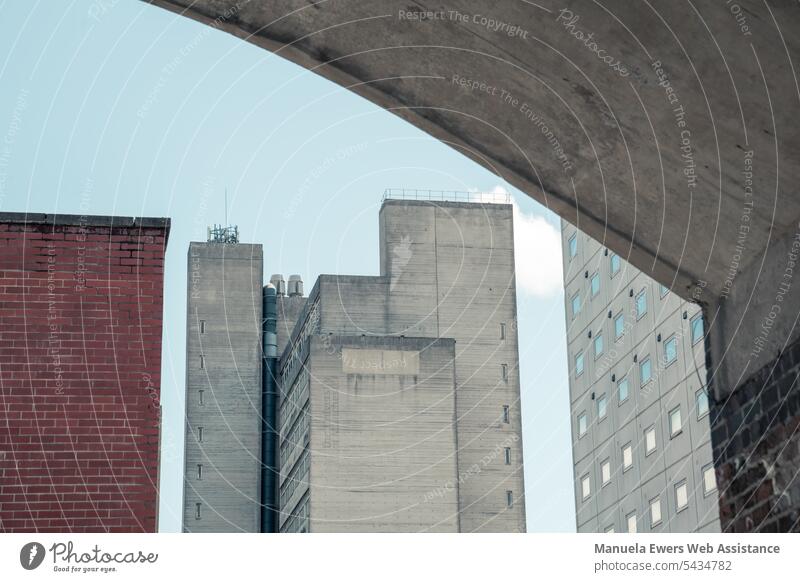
[[664, 336, 677, 365], [504, 447, 511, 465], [601, 459, 611, 485], [506, 490, 514, 508], [636, 289, 647, 319], [622, 443, 633, 470], [614, 313, 624, 339], [640, 357, 652, 385], [569, 234, 577, 258], [626, 512, 637, 533], [645, 426, 657, 455], [597, 394, 608, 419], [581, 474, 591, 500], [571, 293, 581, 317], [578, 412, 588, 437], [696, 388, 709, 418], [691, 315, 704, 345], [675, 480, 688, 511], [650, 497, 662, 527], [594, 334, 604, 358], [669, 406, 682, 437], [502, 405, 510, 423], [618, 377, 630, 403], [703, 464, 717, 495], [591, 273, 600, 297], [575, 351, 585, 377], [610, 254, 621, 276]]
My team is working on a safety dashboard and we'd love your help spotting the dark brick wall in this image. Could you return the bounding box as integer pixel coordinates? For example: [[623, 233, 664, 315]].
[[711, 335, 800, 532], [0, 216, 168, 532]]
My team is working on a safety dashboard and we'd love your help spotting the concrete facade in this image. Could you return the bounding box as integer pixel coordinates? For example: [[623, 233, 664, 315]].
[[280, 334, 461, 533], [277, 199, 526, 532], [562, 221, 720, 533], [183, 242, 263, 532]]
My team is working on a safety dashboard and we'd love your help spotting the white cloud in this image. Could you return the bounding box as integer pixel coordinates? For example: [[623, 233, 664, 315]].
[[491, 185, 564, 298]]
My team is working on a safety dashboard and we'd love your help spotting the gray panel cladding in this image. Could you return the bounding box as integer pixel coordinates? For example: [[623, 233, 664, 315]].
[[561, 221, 720, 533], [183, 242, 263, 532]]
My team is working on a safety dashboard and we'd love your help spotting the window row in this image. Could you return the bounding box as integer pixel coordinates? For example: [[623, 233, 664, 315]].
[[581, 464, 718, 531], [577, 389, 709, 438], [573, 315, 704, 382], [571, 279, 706, 346]]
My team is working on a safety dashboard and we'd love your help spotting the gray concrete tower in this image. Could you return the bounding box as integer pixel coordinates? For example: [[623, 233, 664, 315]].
[[183, 241, 264, 532]]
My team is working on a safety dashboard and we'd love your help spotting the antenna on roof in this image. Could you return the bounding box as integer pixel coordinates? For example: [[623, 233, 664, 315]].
[[207, 187, 239, 244]]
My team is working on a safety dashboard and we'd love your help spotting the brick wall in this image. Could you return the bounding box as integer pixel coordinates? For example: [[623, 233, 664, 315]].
[[711, 335, 800, 532], [0, 213, 169, 532]]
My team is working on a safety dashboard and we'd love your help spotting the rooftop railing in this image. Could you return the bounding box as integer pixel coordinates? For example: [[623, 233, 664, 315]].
[[382, 188, 511, 204]]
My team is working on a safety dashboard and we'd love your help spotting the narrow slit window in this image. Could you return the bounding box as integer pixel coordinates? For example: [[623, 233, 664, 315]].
[[622, 443, 633, 471], [627, 512, 637, 533], [601, 459, 611, 486], [199, 355, 205, 369], [675, 480, 688, 511], [195, 503, 201, 520], [197, 464, 203, 480], [200, 319, 206, 334], [703, 464, 717, 495], [198, 390, 205, 406], [506, 490, 514, 508], [650, 497, 662, 527], [501, 364, 508, 382], [197, 426, 204, 442], [504, 447, 511, 465], [502, 405, 510, 424], [500, 322, 506, 340]]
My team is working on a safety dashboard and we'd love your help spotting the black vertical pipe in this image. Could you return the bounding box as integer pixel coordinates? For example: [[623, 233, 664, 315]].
[[261, 284, 279, 532]]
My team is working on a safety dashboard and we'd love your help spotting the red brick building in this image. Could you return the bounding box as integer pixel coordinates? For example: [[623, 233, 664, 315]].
[[0, 212, 170, 532]]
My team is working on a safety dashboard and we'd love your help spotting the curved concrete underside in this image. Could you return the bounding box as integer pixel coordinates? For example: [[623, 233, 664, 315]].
[[144, 1, 799, 389]]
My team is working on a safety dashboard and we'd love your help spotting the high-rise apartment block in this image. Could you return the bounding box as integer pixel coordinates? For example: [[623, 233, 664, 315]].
[[0, 212, 170, 532], [183, 194, 526, 532], [561, 221, 720, 533]]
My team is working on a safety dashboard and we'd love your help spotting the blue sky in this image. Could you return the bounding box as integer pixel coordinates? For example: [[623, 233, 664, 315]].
[[0, 0, 574, 532]]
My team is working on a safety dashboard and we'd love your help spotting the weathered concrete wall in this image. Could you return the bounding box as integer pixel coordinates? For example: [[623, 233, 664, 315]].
[[274, 199, 526, 532], [307, 336, 460, 532], [380, 200, 527, 532], [183, 242, 263, 532]]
